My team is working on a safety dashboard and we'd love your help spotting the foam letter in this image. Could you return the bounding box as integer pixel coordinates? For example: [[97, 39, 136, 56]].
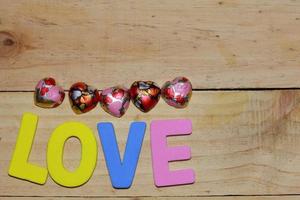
[[150, 119, 195, 187], [8, 113, 48, 184], [47, 122, 97, 187], [97, 122, 146, 189]]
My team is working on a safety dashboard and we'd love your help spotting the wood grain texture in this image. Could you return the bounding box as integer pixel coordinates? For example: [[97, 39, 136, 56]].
[[1, 91, 300, 197], [1, 197, 300, 200], [0, 0, 300, 90], [1, 0, 300, 199]]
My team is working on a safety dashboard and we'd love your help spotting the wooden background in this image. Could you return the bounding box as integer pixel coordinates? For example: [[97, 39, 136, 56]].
[[0, 0, 300, 199]]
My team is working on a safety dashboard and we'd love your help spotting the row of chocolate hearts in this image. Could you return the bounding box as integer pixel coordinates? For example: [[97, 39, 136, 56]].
[[34, 77, 192, 118]]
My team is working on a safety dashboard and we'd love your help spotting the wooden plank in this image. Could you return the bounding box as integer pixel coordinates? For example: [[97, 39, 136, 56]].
[[1, 197, 300, 200], [0, 0, 300, 90], [1, 90, 300, 197]]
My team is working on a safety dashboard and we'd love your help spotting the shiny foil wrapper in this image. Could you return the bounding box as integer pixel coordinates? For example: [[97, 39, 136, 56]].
[[130, 81, 161, 113], [69, 82, 99, 114], [161, 77, 192, 108], [34, 77, 65, 108], [99, 86, 131, 118]]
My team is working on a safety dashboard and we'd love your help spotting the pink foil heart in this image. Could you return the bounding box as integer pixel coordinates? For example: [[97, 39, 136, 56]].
[[99, 86, 131, 118], [34, 77, 65, 108], [161, 77, 192, 108]]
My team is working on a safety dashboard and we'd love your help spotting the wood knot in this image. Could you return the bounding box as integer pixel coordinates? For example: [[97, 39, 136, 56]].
[[0, 31, 21, 57]]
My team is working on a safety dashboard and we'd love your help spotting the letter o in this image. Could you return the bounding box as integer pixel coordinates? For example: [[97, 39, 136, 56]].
[[47, 122, 97, 187]]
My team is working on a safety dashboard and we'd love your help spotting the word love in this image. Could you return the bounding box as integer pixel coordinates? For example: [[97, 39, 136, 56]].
[[9, 113, 195, 189]]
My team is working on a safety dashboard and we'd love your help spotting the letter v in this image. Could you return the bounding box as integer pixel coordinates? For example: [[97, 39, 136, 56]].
[[97, 122, 146, 189]]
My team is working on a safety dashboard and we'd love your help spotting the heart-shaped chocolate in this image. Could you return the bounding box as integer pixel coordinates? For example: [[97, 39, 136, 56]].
[[99, 86, 130, 118], [161, 77, 192, 108], [34, 77, 65, 108], [69, 82, 99, 114], [130, 81, 161, 113]]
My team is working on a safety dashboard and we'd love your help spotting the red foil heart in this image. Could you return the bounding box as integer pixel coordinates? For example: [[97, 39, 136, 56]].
[[130, 81, 161, 113], [69, 82, 99, 114], [161, 77, 192, 108], [34, 77, 65, 108], [99, 86, 131, 118]]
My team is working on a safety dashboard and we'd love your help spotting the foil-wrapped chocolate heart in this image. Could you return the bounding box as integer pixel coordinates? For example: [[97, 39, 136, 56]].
[[130, 81, 161, 113], [161, 77, 192, 108], [34, 77, 65, 108], [99, 86, 131, 118], [69, 82, 99, 114]]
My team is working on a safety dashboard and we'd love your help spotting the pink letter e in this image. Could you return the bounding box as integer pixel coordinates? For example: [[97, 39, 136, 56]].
[[150, 119, 195, 187]]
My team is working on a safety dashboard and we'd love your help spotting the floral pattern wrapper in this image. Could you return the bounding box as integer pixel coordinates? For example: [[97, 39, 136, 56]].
[[161, 77, 192, 108], [99, 86, 130, 118], [69, 82, 99, 114], [34, 77, 65, 108], [130, 81, 161, 113]]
